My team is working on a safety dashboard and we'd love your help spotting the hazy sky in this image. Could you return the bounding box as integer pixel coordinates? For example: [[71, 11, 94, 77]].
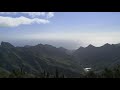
[[0, 12, 120, 49]]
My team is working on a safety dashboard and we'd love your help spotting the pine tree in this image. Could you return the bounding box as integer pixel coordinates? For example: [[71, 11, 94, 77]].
[[46, 72, 50, 78]]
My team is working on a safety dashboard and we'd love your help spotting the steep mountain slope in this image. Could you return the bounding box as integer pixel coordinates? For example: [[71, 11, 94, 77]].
[[73, 43, 120, 71], [0, 42, 82, 77], [1, 41, 120, 76]]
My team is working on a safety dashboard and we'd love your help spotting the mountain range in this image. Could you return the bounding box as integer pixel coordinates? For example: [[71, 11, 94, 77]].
[[0, 41, 82, 77], [73, 43, 120, 72], [1, 41, 120, 77]]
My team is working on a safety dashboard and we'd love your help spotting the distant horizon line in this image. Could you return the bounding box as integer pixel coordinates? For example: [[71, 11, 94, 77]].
[[1, 41, 120, 50]]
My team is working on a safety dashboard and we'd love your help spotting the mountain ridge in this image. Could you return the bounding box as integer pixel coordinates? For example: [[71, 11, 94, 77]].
[[1, 41, 120, 77], [0, 41, 82, 77]]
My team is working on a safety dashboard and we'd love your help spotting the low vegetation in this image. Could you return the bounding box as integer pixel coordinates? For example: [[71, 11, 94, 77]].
[[0, 65, 120, 78]]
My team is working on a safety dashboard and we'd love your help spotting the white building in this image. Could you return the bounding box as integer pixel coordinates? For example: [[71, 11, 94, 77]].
[[84, 68, 91, 72]]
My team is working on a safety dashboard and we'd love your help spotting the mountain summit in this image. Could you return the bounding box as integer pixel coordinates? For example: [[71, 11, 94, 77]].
[[1, 41, 14, 48], [1, 41, 120, 76], [0, 41, 82, 77], [86, 44, 95, 48]]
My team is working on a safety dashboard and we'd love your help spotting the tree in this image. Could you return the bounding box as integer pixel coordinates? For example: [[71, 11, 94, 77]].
[[84, 71, 97, 78], [55, 69, 59, 78], [101, 68, 114, 78]]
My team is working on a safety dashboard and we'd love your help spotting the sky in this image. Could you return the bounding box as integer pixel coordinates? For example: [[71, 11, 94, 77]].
[[0, 12, 120, 49]]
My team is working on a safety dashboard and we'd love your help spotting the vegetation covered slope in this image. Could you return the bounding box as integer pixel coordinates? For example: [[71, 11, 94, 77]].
[[1, 41, 120, 78], [73, 43, 120, 71], [0, 42, 82, 78]]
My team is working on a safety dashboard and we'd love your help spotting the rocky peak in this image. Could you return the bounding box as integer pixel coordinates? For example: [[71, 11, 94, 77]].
[[1, 41, 14, 48]]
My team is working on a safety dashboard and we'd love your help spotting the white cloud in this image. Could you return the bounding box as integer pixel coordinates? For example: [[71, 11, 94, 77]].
[[0, 12, 54, 27], [0, 12, 54, 18], [20, 12, 46, 18], [47, 12, 54, 18], [0, 12, 17, 15], [0, 16, 49, 27], [21, 12, 54, 18]]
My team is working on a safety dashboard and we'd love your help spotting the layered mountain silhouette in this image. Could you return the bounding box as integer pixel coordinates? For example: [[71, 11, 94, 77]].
[[73, 43, 120, 71], [1, 41, 120, 76], [0, 41, 82, 77]]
